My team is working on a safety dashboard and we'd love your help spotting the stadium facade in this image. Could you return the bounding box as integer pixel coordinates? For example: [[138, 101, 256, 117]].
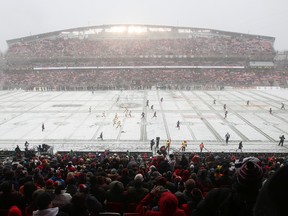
[[2, 24, 287, 91]]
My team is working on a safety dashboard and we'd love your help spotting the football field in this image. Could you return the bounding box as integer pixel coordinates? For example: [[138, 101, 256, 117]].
[[0, 88, 287, 154]]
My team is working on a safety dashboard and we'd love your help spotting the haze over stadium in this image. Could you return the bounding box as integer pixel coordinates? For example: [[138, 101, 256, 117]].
[[0, 0, 288, 52]]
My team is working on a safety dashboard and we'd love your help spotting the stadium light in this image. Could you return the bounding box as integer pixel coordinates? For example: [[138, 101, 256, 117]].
[[105, 26, 126, 33], [127, 26, 147, 33]]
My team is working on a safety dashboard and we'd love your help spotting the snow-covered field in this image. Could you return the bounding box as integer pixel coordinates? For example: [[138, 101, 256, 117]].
[[0, 88, 288, 154]]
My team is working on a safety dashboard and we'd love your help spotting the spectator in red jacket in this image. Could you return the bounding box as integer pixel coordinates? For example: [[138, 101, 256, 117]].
[[137, 185, 185, 216]]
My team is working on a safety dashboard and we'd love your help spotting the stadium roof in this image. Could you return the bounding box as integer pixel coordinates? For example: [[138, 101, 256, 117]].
[[6, 24, 275, 46]]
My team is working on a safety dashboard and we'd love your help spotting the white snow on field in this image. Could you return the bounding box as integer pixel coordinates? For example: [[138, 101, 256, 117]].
[[0, 88, 288, 154]]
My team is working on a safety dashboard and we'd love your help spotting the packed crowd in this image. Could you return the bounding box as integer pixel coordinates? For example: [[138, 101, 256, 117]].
[[2, 32, 278, 91], [6, 36, 274, 59], [2, 68, 286, 91], [6, 59, 247, 69], [0, 149, 287, 216]]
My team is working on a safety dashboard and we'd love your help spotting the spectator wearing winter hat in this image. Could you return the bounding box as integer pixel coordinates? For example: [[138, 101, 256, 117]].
[[175, 179, 196, 203], [118, 168, 132, 187], [181, 188, 204, 216], [8, 205, 22, 216], [169, 154, 176, 171], [19, 181, 39, 214], [2, 167, 20, 191], [158, 157, 172, 174], [0, 181, 22, 210], [135, 173, 145, 182], [108, 168, 121, 181], [66, 161, 76, 172], [154, 176, 167, 187], [51, 180, 72, 208], [254, 165, 288, 216], [136, 185, 185, 216], [60, 192, 88, 216], [95, 167, 107, 177], [149, 158, 159, 170], [150, 170, 162, 181], [195, 168, 213, 193], [64, 184, 103, 215], [191, 160, 263, 216], [24, 189, 45, 216], [49, 170, 65, 187], [89, 175, 107, 206], [32, 168, 45, 188], [127, 173, 145, 187], [77, 172, 87, 185], [179, 154, 189, 169], [32, 192, 59, 216], [105, 180, 125, 203], [126, 174, 149, 204], [44, 179, 54, 194], [65, 174, 78, 196]]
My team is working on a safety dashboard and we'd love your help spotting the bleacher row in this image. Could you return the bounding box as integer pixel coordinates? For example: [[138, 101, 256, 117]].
[[1, 68, 287, 91], [6, 37, 274, 59]]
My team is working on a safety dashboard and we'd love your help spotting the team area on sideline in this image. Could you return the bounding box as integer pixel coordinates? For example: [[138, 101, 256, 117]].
[[0, 88, 287, 154]]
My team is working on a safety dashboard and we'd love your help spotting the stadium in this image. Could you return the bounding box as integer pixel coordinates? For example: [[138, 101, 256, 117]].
[[1, 24, 288, 154], [2, 24, 281, 91], [1, 24, 288, 215]]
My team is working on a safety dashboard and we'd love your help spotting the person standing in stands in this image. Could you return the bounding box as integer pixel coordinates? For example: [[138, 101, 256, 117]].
[[278, 135, 285, 146], [269, 108, 272, 114], [281, 102, 285, 110], [137, 185, 186, 216], [192, 160, 263, 216], [32, 192, 60, 216], [42, 123, 45, 132], [247, 100, 250, 106], [254, 165, 288, 216]]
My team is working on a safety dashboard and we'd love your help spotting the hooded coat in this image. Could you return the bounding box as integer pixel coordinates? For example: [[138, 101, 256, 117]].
[[137, 192, 185, 216]]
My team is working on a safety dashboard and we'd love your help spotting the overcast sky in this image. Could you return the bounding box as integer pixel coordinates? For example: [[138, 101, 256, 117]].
[[0, 0, 287, 53]]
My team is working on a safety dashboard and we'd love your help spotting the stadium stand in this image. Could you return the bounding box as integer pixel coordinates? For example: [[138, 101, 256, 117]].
[[2, 24, 284, 91], [0, 150, 288, 216]]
